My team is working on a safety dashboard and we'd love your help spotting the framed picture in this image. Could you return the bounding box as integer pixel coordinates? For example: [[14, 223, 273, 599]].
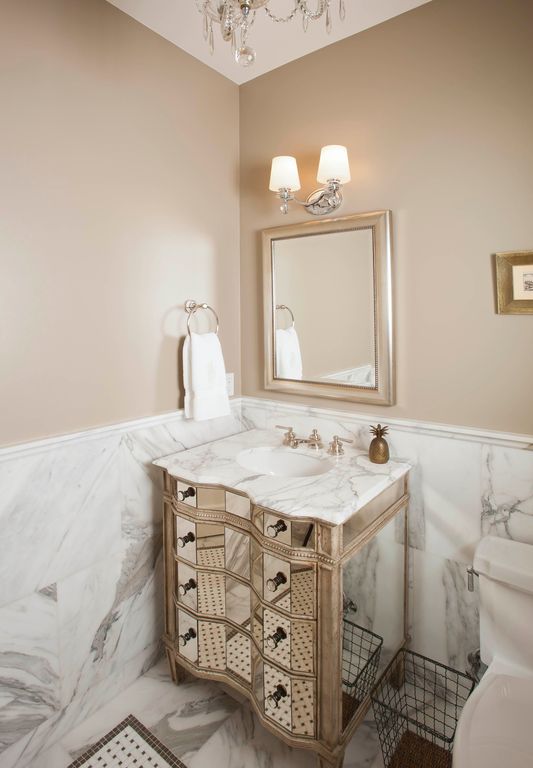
[[495, 250, 533, 314]]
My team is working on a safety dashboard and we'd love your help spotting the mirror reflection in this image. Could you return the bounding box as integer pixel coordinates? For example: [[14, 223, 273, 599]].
[[273, 228, 376, 387], [263, 211, 394, 405]]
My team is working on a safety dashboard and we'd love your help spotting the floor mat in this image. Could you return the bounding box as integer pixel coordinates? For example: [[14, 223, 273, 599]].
[[67, 714, 187, 768]]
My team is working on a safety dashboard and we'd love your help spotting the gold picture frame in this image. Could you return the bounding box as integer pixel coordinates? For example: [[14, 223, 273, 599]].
[[495, 250, 533, 314]]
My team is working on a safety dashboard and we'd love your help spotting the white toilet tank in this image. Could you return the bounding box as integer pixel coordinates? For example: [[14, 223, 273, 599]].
[[474, 536, 533, 673]]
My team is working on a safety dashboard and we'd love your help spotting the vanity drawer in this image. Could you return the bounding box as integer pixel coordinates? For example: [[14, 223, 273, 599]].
[[263, 513, 291, 545], [263, 553, 291, 604], [176, 609, 198, 664], [176, 482, 198, 508], [176, 563, 225, 616], [263, 663, 315, 737], [261, 608, 315, 675], [262, 553, 316, 618], [260, 510, 316, 551], [176, 563, 252, 626], [174, 513, 251, 576], [175, 514, 225, 567], [174, 482, 251, 519], [175, 561, 200, 613], [176, 608, 226, 672]]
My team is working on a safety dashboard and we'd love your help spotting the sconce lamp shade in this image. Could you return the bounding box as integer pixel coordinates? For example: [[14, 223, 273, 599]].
[[317, 145, 351, 184], [269, 156, 301, 191]]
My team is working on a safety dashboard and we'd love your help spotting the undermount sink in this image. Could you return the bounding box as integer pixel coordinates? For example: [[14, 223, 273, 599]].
[[237, 447, 334, 478]]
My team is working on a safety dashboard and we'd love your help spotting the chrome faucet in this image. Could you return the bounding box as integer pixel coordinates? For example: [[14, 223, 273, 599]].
[[276, 426, 323, 450]]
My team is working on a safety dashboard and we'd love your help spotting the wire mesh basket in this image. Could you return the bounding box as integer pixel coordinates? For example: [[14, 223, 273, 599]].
[[342, 618, 383, 730], [371, 649, 475, 768]]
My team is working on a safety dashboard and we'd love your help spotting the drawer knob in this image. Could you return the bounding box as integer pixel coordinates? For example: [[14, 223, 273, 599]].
[[177, 531, 195, 548], [178, 486, 196, 502], [266, 626, 287, 650], [267, 684, 288, 708], [178, 578, 197, 596], [178, 627, 197, 646], [266, 571, 287, 593], [266, 519, 287, 538]]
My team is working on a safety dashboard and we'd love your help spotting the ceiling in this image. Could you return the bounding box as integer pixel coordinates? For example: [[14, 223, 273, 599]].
[[106, 0, 432, 85]]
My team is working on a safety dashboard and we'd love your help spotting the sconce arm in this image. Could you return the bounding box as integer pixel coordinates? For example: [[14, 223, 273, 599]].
[[277, 180, 343, 217]]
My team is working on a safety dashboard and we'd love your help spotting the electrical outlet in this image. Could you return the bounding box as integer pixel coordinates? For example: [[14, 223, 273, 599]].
[[225, 372, 234, 397]]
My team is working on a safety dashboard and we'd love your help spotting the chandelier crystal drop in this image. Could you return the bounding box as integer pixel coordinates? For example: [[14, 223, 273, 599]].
[[195, 1, 346, 67]]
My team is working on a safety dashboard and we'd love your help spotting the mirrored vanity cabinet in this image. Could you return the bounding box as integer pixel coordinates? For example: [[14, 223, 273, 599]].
[[155, 430, 410, 768]]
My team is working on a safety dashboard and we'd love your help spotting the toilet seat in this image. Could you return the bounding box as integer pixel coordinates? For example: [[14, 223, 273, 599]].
[[453, 672, 533, 768]]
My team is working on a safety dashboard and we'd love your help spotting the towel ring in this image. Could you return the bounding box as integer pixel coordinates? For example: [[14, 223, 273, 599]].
[[185, 300, 219, 336], [276, 304, 295, 329]]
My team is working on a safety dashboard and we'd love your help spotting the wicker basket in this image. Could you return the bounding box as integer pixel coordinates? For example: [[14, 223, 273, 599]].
[[342, 618, 383, 730], [371, 649, 475, 768]]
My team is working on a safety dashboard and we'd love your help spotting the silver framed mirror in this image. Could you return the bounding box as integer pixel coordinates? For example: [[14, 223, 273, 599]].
[[262, 211, 395, 405]]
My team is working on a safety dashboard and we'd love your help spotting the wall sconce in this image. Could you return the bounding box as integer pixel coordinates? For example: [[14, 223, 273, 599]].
[[269, 145, 351, 216]]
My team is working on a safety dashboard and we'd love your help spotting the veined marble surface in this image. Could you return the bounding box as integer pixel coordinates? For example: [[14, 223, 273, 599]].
[[0, 408, 244, 767], [34, 658, 383, 768], [154, 428, 411, 525]]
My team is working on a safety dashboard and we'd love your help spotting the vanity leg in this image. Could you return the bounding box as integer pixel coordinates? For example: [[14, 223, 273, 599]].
[[317, 753, 344, 768], [165, 647, 177, 683], [165, 648, 186, 685]]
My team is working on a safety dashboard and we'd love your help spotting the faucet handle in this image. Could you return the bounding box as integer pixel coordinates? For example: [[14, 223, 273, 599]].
[[328, 435, 353, 456], [276, 425, 295, 446], [308, 428, 323, 450]]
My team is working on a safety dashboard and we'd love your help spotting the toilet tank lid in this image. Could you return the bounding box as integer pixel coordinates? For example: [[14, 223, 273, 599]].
[[475, 536, 533, 595]]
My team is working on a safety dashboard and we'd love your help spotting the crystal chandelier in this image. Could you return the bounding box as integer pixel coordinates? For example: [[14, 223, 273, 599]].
[[195, 1, 346, 67]]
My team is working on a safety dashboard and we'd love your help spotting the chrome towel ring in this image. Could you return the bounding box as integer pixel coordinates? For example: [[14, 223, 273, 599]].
[[185, 300, 220, 336], [276, 304, 295, 328]]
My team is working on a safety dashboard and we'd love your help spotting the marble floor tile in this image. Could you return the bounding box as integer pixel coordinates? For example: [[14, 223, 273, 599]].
[[188, 705, 311, 768], [58, 659, 238, 764], [0, 589, 61, 753], [28, 742, 72, 768], [344, 715, 382, 768], [26, 657, 385, 768]]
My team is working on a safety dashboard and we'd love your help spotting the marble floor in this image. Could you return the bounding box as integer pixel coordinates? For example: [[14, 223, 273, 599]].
[[32, 658, 384, 768]]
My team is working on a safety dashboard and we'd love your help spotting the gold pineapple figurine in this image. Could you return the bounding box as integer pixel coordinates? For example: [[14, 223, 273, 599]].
[[369, 424, 390, 464]]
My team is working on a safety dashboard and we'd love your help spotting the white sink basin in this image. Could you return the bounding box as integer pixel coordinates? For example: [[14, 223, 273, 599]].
[[237, 447, 334, 478]]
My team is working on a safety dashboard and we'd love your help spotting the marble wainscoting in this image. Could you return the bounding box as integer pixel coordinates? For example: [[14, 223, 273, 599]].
[[241, 397, 533, 672], [0, 407, 244, 768]]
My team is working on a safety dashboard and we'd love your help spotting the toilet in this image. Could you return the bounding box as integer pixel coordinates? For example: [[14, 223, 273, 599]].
[[453, 536, 533, 768]]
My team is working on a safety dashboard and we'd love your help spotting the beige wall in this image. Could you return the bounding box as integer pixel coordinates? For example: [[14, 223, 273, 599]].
[[240, 0, 533, 433], [3, 0, 533, 445], [0, 0, 240, 446]]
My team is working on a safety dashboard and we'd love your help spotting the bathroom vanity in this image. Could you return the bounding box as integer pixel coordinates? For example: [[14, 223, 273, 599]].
[[155, 429, 410, 768]]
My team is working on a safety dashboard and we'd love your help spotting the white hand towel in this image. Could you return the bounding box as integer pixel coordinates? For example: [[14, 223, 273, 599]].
[[275, 326, 303, 380], [183, 332, 231, 421]]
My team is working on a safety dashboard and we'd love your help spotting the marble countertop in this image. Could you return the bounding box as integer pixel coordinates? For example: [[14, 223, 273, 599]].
[[154, 429, 410, 526]]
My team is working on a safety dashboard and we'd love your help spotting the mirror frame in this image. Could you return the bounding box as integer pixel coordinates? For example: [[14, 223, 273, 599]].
[[262, 210, 395, 405]]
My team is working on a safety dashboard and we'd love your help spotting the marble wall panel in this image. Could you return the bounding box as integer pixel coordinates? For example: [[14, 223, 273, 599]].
[[481, 444, 533, 542], [0, 407, 244, 766], [0, 436, 122, 609]]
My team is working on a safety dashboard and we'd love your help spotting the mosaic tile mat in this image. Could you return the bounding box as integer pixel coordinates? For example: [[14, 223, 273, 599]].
[[67, 714, 187, 768]]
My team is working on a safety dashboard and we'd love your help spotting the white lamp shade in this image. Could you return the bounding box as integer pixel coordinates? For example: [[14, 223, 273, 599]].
[[317, 145, 351, 184], [269, 156, 301, 191]]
